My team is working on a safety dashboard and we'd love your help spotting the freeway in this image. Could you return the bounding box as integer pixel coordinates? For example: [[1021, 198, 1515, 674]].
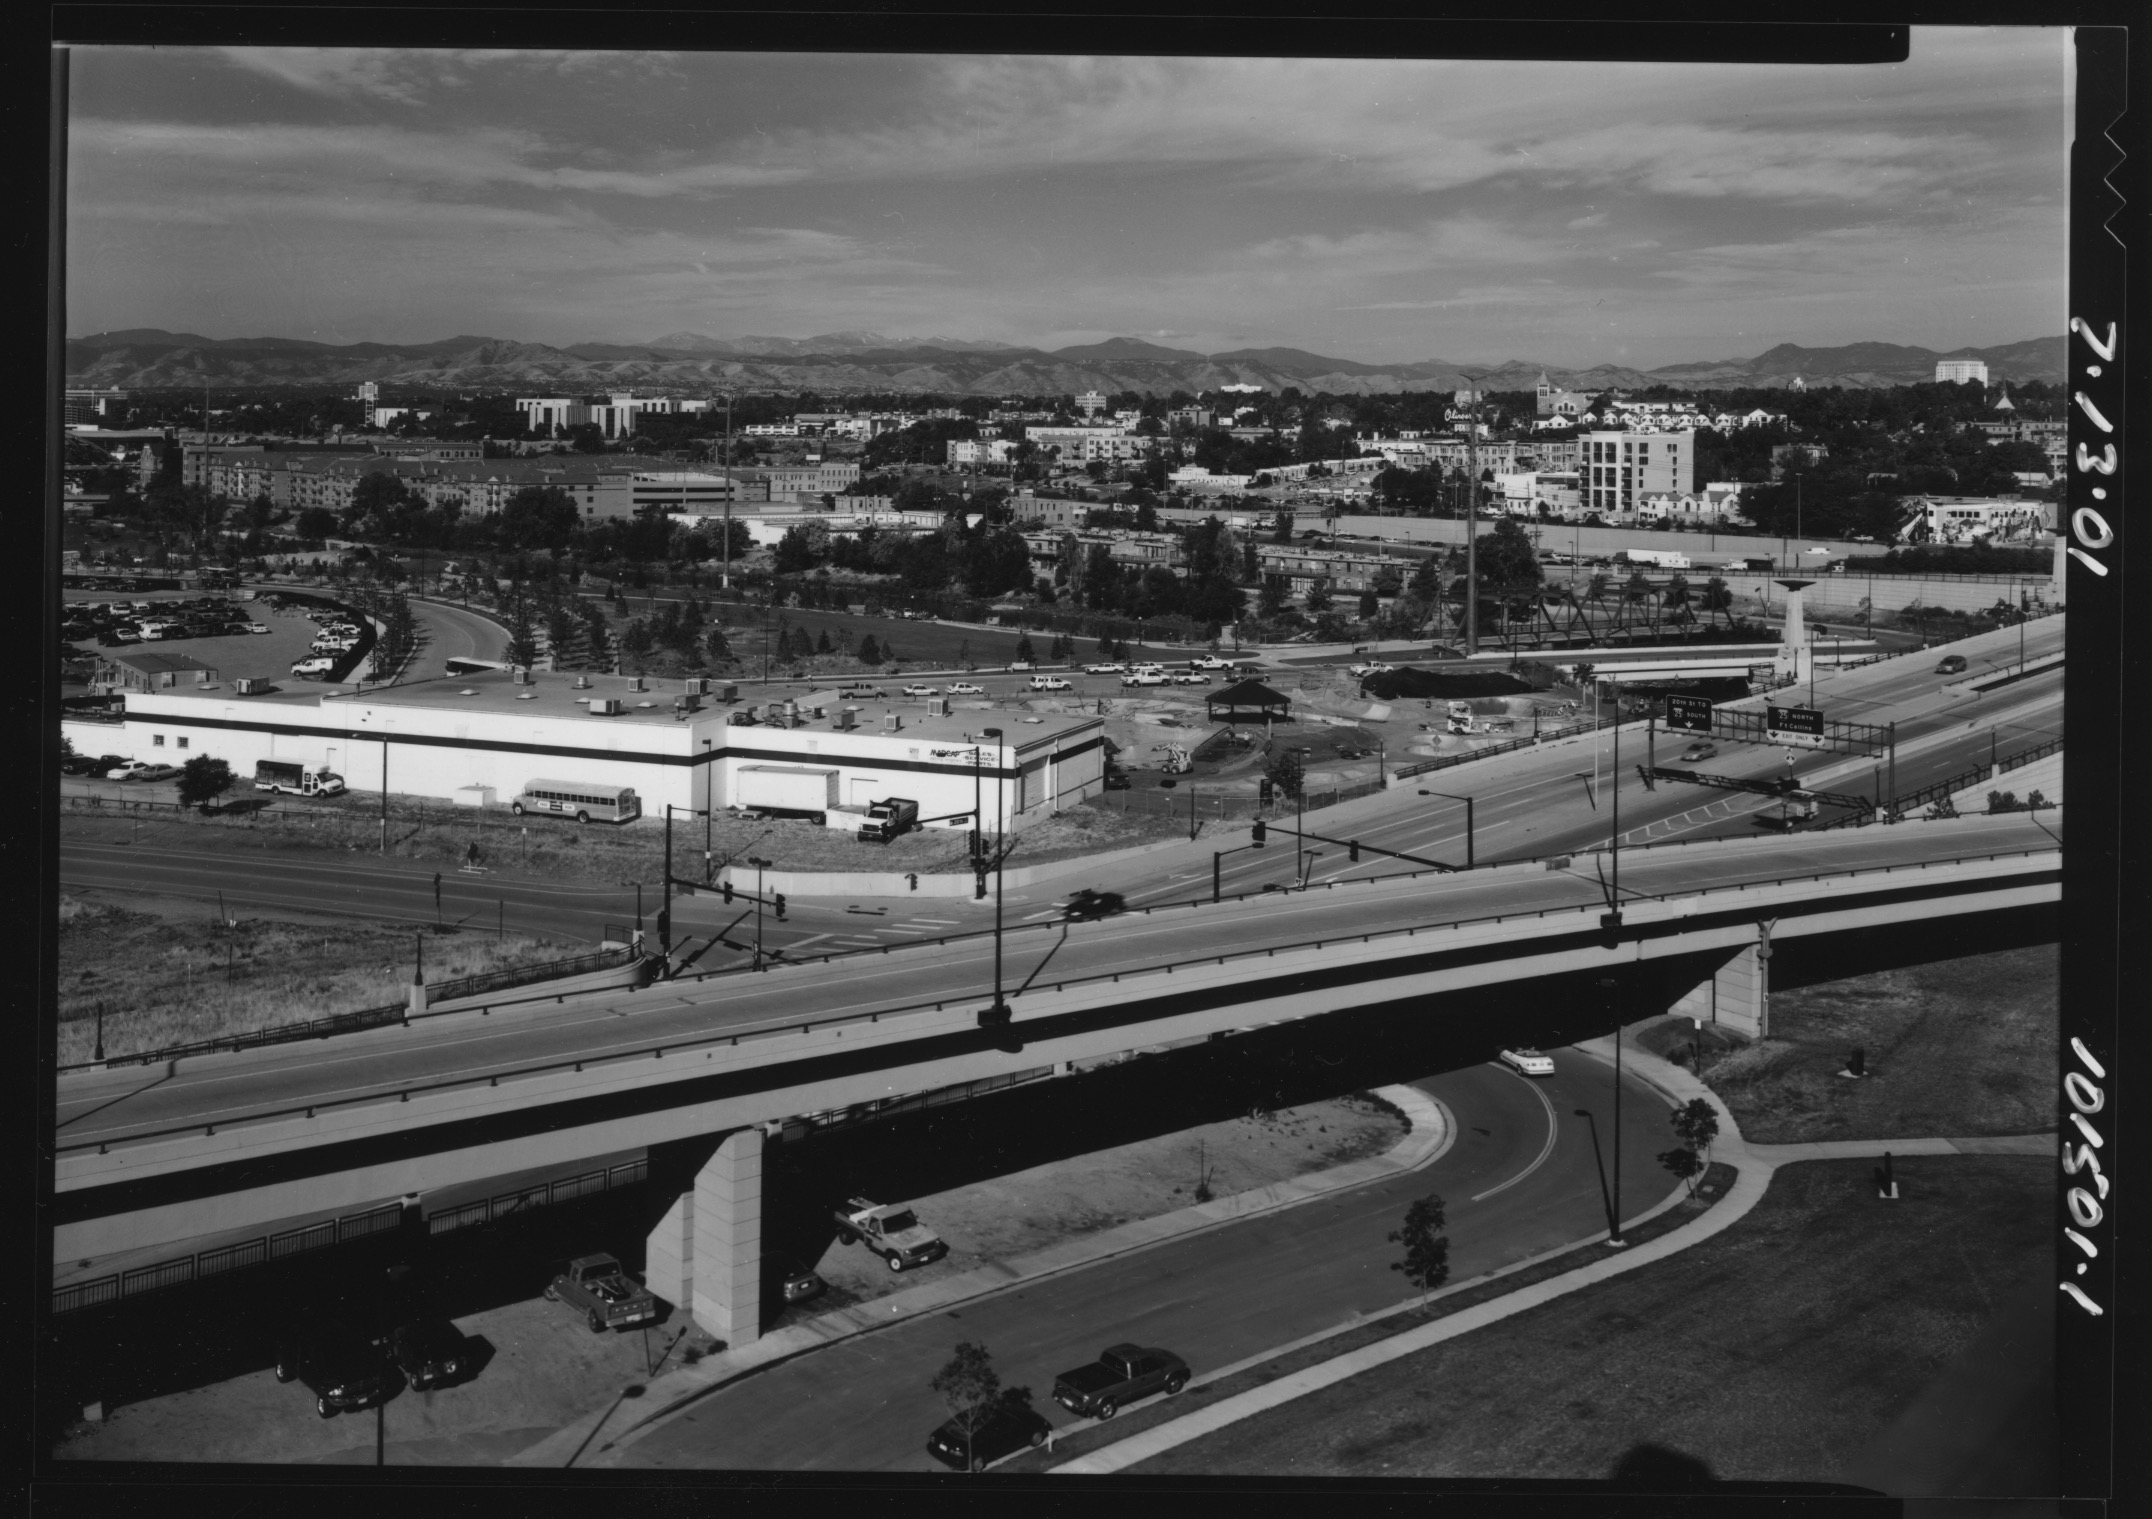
[[405, 595, 510, 673], [55, 811, 2060, 1152], [613, 1051, 1676, 1471]]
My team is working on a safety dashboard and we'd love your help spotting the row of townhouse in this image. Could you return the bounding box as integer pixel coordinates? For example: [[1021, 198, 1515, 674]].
[[1254, 544, 1407, 597], [1018, 528, 1189, 583]]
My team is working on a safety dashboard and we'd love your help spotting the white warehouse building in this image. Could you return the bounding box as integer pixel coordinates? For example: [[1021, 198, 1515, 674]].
[[69, 669, 1106, 829]]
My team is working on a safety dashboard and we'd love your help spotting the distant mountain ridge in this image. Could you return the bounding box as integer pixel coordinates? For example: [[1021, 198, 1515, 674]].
[[65, 329, 2064, 396]]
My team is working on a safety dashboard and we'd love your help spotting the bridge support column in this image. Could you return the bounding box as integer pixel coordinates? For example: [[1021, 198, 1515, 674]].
[[1670, 937, 1771, 1040], [644, 1128, 764, 1347]]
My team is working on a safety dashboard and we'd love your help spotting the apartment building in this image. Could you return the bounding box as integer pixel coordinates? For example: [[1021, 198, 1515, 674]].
[[1578, 429, 1694, 520], [1935, 359, 1990, 385], [1255, 544, 1403, 597], [947, 439, 1018, 467], [764, 460, 863, 500]]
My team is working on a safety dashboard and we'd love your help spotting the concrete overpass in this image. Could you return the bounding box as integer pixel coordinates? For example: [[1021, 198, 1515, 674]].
[[52, 812, 2060, 1344]]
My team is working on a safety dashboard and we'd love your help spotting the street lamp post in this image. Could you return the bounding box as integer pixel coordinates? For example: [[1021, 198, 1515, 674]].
[[1573, 1108, 1619, 1241], [659, 803, 706, 968], [746, 855, 771, 970], [1601, 976, 1626, 1246], [980, 729, 1012, 1028]]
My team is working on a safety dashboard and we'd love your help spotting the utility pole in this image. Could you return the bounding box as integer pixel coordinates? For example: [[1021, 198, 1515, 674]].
[[1464, 377, 1481, 658], [721, 393, 734, 591]]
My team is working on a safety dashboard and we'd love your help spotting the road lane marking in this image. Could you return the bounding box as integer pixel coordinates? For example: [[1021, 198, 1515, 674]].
[[1470, 1065, 1561, 1202]]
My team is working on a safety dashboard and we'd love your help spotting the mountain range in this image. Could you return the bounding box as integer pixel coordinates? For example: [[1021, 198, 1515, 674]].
[[65, 329, 2064, 397]]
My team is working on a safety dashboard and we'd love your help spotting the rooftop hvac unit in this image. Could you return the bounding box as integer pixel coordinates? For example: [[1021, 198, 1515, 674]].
[[587, 697, 621, 715], [628, 675, 645, 692], [675, 693, 700, 712], [235, 676, 267, 695], [928, 696, 950, 718], [884, 712, 902, 732], [783, 701, 800, 726], [686, 676, 711, 696], [573, 674, 591, 689], [513, 667, 530, 685], [832, 706, 855, 730]]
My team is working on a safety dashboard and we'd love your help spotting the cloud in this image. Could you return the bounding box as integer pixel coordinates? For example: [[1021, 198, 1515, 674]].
[[210, 47, 686, 104]]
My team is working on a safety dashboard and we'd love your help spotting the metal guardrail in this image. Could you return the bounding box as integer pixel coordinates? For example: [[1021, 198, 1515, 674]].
[[1812, 734, 2064, 831], [63, 944, 645, 1072], [55, 842, 2060, 1162], [52, 1159, 648, 1316]]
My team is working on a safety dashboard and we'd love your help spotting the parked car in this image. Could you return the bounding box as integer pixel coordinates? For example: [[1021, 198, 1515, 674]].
[[389, 1318, 470, 1392], [900, 684, 940, 698], [1498, 1047, 1556, 1078], [1053, 1342, 1190, 1420], [1347, 661, 1396, 678], [543, 1253, 658, 1332], [1121, 672, 1170, 687], [1678, 742, 1718, 764], [766, 1254, 826, 1307], [292, 657, 336, 678], [1028, 676, 1072, 691], [1191, 655, 1234, 671], [837, 684, 885, 700], [1006, 660, 1036, 672], [1170, 672, 1206, 684], [275, 1321, 391, 1418], [925, 1393, 1052, 1472], [1935, 654, 1968, 674], [947, 682, 985, 696], [1084, 662, 1127, 675], [115, 760, 182, 782]]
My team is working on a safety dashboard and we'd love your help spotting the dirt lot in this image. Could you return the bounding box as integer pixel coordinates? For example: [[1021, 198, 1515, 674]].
[[1125, 1155, 2050, 1481], [56, 891, 574, 1065], [1641, 943, 2058, 1144], [49, 1093, 1404, 1466]]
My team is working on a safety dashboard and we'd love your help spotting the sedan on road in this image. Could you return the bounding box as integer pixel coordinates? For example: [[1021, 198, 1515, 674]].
[[1063, 889, 1127, 921], [1084, 662, 1127, 675], [1171, 672, 1207, 685], [1678, 742, 1719, 763], [1029, 676, 1072, 691], [1499, 1047, 1556, 1078], [901, 684, 941, 698], [947, 682, 986, 696], [1191, 655, 1234, 670]]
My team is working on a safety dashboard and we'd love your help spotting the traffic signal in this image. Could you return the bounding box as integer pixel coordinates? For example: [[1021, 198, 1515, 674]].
[[1348, 840, 1360, 863], [1636, 765, 1656, 791], [773, 893, 787, 920], [1252, 819, 1266, 846], [721, 881, 734, 904]]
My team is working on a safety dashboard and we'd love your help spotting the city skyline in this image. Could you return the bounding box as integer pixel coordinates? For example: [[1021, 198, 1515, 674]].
[[67, 36, 2070, 373]]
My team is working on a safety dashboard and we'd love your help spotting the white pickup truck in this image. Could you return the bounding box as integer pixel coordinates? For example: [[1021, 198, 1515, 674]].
[[833, 1197, 949, 1272]]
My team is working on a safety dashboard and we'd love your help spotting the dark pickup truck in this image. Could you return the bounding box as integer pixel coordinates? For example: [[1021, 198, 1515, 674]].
[[1052, 1341, 1190, 1420]]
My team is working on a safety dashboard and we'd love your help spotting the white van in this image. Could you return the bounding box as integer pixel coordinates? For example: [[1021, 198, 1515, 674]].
[[291, 656, 336, 678]]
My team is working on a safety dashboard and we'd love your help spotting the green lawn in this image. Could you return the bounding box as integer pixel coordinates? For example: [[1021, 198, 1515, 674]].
[[1652, 944, 2058, 1144], [1127, 1155, 2048, 1482]]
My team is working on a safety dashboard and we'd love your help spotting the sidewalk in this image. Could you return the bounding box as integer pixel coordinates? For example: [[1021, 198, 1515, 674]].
[[503, 1082, 1452, 1468], [1048, 1029, 2054, 1475]]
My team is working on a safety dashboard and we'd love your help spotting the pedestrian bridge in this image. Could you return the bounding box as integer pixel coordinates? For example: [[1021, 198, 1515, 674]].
[[52, 812, 2060, 1342]]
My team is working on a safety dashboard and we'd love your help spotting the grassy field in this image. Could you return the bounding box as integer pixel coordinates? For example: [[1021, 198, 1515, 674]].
[[56, 893, 574, 1065], [61, 789, 1195, 880], [1123, 1154, 2048, 1482], [1641, 944, 2058, 1144]]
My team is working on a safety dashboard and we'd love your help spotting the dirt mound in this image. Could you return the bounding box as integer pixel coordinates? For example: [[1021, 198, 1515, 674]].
[[1362, 668, 1535, 702]]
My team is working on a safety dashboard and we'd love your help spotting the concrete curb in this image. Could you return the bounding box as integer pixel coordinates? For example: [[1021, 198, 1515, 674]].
[[1048, 1033, 2055, 1475], [504, 1083, 1448, 1468]]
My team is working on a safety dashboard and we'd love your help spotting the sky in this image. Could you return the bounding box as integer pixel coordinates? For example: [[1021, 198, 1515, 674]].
[[64, 35, 2072, 369]]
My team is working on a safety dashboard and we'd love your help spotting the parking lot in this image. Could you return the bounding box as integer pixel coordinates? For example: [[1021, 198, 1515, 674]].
[[62, 590, 363, 698]]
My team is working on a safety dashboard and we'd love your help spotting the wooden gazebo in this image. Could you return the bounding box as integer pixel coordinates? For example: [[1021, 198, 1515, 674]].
[[1205, 678, 1292, 725]]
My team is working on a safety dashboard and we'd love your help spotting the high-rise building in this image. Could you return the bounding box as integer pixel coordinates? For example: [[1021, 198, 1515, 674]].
[[1579, 430, 1693, 520], [1935, 358, 1989, 385], [356, 381, 380, 427]]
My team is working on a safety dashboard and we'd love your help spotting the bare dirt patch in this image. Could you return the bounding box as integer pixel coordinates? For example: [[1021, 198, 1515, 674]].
[[1644, 944, 2057, 1144], [1124, 1155, 2048, 1482], [56, 892, 574, 1065], [808, 1094, 1405, 1304]]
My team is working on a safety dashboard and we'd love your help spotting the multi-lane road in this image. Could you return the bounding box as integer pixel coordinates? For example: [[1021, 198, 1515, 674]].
[[56, 810, 2060, 1152], [609, 1051, 1675, 1471]]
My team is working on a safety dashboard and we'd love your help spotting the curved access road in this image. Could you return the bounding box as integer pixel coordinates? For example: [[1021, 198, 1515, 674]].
[[608, 1048, 1675, 1471]]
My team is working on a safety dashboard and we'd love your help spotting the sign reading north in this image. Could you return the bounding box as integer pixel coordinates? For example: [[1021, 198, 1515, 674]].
[[1766, 705, 1826, 747], [1665, 694, 1715, 733]]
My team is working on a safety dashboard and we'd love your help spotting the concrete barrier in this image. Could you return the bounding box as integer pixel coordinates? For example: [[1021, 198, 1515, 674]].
[[715, 827, 1237, 899]]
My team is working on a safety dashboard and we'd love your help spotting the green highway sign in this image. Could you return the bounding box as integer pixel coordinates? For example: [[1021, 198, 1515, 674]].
[[1666, 693, 1715, 733], [1766, 705, 1826, 747]]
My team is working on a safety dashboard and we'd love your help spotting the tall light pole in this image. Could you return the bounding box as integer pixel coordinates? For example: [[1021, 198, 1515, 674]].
[[719, 392, 735, 591], [980, 728, 1011, 1029], [746, 855, 771, 970], [1416, 788, 1475, 868], [1601, 976, 1626, 1246]]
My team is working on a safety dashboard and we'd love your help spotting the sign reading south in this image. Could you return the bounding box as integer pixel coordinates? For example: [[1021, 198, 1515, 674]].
[[1766, 705, 1826, 748], [1665, 694, 1716, 734]]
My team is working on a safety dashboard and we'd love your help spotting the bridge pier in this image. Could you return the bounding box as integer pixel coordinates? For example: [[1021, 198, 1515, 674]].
[[1669, 934, 1772, 1039], [644, 1127, 763, 1347]]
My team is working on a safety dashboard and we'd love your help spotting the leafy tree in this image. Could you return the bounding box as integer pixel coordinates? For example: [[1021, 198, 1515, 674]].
[[499, 485, 580, 553], [1304, 577, 1334, 615], [1388, 1193, 1451, 1300], [1015, 634, 1036, 664], [1670, 1099, 1720, 1163], [704, 624, 730, 662], [1358, 588, 1380, 619], [1271, 510, 1295, 543], [621, 617, 652, 658], [176, 755, 235, 811], [506, 598, 539, 669], [1659, 1145, 1706, 1197], [1263, 748, 1306, 800], [294, 506, 338, 541], [859, 634, 883, 665], [773, 525, 820, 574], [1698, 576, 1734, 629], [1257, 575, 1290, 617], [817, 629, 834, 655], [929, 1341, 1004, 1473]]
